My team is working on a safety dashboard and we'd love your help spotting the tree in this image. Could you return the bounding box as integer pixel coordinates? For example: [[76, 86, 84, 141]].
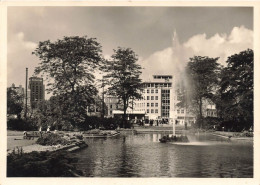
[[178, 56, 221, 128], [103, 47, 143, 128], [218, 49, 253, 130], [33, 36, 103, 128], [7, 88, 24, 119]]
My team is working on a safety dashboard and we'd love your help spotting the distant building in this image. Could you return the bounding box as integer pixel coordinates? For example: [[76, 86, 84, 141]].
[[205, 104, 218, 118], [87, 95, 106, 117], [29, 77, 45, 108], [7, 83, 24, 104], [104, 95, 122, 118]]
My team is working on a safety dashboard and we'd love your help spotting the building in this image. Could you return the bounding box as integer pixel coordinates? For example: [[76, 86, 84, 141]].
[[103, 74, 197, 126], [7, 83, 24, 104], [205, 104, 218, 118], [87, 95, 107, 117], [133, 75, 175, 124], [29, 77, 45, 108], [104, 95, 122, 118]]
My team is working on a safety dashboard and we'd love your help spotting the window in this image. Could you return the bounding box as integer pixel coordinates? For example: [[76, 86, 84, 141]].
[[155, 109, 158, 113], [147, 103, 150, 107], [155, 103, 158, 107], [151, 89, 154, 93], [177, 109, 180, 114], [151, 103, 154, 107], [110, 104, 112, 109], [147, 96, 150, 100], [147, 89, 150, 93], [151, 96, 154, 100], [151, 83, 154, 88], [181, 109, 184, 114], [155, 96, 158, 100], [155, 89, 158, 93], [151, 109, 154, 113], [147, 109, 149, 113]]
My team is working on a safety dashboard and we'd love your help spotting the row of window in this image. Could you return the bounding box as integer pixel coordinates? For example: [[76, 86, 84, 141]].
[[147, 96, 158, 100], [147, 103, 158, 107], [177, 109, 185, 114], [147, 109, 159, 113], [146, 89, 159, 93], [144, 83, 172, 88], [109, 104, 119, 109]]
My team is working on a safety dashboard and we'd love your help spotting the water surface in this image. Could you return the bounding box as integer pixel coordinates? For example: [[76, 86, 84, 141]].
[[74, 133, 253, 177]]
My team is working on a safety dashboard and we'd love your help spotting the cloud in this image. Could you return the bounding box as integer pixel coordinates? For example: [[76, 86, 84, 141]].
[[140, 26, 253, 83], [8, 32, 38, 86], [183, 26, 253, 64]]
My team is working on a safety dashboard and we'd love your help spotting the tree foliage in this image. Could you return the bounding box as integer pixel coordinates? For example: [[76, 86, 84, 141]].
[[32, 36, 103, 127], [177, 56, 221, 128], [7, 88, 24, 119], [217, 49, 253, 130], [103, 47, 143, 127]]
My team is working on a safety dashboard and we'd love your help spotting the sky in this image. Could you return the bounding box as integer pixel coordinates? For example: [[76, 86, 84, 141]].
[[7, 6, 253, 98]]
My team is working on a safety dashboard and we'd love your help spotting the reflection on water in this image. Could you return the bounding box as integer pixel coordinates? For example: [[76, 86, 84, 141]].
[[74, 133, 253, 177]]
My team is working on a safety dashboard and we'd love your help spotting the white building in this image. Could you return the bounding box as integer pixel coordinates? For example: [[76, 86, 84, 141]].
[[105, 74, 196, 126], [133, 75, 175, 124]]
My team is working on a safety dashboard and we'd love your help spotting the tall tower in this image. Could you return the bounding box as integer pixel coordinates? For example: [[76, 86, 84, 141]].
[[29, 77, 45, 108]]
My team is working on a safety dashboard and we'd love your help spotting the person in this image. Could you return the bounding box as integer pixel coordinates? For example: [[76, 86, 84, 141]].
[[39, 126, 43, 137], [47, 126, 51, 133]]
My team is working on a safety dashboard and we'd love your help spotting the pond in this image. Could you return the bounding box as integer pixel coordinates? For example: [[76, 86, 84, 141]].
[[74, 133, 253, 177]]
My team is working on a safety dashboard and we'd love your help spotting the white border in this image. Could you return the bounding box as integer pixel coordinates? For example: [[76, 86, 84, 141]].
[[1, 2, 259, 185]]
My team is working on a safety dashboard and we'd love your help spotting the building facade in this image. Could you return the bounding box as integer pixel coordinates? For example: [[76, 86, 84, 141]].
[[133, 75, 175, 122], [103, 74, 198, 125], [29, 77, 45, 108], [104, 95, 122, 118], [8, 83, 24, 104]]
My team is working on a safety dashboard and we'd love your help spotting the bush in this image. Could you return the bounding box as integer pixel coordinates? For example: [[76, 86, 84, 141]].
[[7, 150, 82, 177], [36, 133, 71, 146], [76, 116, 120, 131], [7, 118, 38, 131]]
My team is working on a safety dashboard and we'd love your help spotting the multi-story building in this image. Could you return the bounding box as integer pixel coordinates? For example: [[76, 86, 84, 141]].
[[29, 77, 45, 108], [104, 74, 197, 126], [134, 75, 175, 123]]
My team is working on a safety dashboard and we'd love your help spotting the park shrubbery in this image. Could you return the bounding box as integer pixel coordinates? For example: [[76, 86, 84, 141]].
[[7, 118, 38, 131], [7, 150, 82, 177], [76, 116, 119, 130], [193, 117, 252, 132], [36, 133, 71, 146]]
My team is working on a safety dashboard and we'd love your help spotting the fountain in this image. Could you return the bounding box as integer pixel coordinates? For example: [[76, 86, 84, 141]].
[[159, 120, 189, 143]]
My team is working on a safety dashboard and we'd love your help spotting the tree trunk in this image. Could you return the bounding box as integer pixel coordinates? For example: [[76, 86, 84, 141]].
[[123, 99, 127, 128], [199, 97, 203, 129]]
